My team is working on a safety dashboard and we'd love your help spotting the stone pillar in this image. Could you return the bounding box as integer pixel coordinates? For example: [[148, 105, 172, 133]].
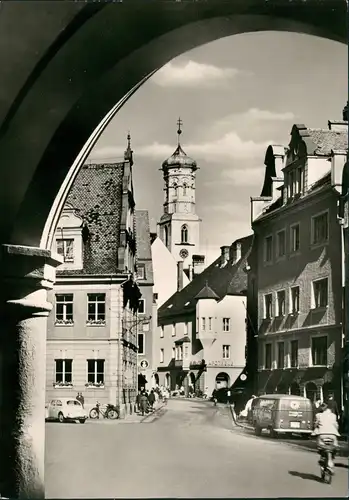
[[0, 244, 62, 499]]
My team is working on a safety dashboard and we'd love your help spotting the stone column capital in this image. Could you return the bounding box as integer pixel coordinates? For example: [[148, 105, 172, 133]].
[[0, 244, 63, 318]]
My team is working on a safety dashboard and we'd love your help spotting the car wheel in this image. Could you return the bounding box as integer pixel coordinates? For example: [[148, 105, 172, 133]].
[[58, 412, 65, 423], [254, 425, 262, 437], [79, 419, 86, 424]]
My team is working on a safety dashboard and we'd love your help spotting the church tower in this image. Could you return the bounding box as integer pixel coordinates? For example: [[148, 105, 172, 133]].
[[157, 119, 201, 273]]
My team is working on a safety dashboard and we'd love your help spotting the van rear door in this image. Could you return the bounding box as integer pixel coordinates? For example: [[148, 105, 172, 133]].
[[280, 398, 313, 432]]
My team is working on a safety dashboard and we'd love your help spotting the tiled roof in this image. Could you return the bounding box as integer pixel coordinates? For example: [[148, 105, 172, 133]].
[[307, 128, 348, 155], [135, 210, 152, 261], [135, 209, 154, 285], [158, 235, 253, 320], [255, 172, 332, 221], [57, 162, 125, 276]]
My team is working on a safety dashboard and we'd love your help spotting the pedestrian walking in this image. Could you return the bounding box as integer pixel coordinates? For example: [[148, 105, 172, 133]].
[[139, 391, 148, 416], [76, 392, 84, 408], [326, 393, 339, 420], [136, 390, 141, 412], [212, 389, 218, 406], [148, 389, 156, 411]]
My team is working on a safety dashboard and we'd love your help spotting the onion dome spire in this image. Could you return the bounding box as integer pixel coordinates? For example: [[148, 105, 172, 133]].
[[162, 118, 197, 171], [124, 131, 134, 166]]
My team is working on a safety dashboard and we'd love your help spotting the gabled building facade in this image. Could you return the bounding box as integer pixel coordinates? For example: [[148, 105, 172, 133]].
[[134, 210, 155, 390], [155, 236, 253, 396], [251, 111, 348, 408], [46, 142, 143, 416]]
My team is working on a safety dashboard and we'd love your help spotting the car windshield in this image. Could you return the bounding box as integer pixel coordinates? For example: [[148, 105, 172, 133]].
[[67, 400, 81, 406]]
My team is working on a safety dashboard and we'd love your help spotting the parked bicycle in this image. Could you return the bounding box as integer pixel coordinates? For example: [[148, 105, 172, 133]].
[[89, 401, 120, 420]]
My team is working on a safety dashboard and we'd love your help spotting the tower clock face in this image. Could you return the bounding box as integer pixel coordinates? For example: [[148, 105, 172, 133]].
[[180, 249, 189, 259]]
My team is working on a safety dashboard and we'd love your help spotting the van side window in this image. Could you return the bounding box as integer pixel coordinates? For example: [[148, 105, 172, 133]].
[[259, 399, 275, 409]]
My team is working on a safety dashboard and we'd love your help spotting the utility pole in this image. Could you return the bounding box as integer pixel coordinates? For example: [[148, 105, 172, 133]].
[[341, 156, 349, 430]]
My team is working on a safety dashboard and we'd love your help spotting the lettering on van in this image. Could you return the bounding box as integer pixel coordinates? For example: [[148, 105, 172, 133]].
[[288, 411, 303, 418]]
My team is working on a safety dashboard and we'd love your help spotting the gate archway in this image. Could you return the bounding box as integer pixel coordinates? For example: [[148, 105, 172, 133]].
[[215, 372, 230, 389], [290, 382, 301, 396], [0, 3, 346, 497], [305, 382, 317, 403]]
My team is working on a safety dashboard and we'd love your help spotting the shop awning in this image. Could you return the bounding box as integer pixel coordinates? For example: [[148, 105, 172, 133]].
[[174, 336, 191, 344], [300, 367, 331, 385]]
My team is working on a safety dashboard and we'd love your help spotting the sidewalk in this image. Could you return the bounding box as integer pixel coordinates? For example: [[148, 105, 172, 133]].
[[87, 402, 165, 424]]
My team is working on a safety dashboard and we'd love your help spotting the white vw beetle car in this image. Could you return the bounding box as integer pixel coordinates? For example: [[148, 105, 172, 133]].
[[46, 398, 88, 423]]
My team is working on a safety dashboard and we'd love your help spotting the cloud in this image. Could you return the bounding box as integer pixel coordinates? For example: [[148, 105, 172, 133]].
[[187, 132, 271, 161], [220, 165, 264, 187], [245, 108, 295, 121], [211, 108, 295, 135], [90, 142, 172, 162], [207, 201, 249, 217], [152, 60, 250, 88], [91, 132, 272, 163]]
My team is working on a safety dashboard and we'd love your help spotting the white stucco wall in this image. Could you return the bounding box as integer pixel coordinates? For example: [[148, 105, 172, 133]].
[[196, 295, 246, 368], [307, 157, 330, 188], [151, 237, 189, 307]]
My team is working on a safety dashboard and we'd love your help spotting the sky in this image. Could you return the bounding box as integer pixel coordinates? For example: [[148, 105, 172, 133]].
[[90, 31, 347, 266]]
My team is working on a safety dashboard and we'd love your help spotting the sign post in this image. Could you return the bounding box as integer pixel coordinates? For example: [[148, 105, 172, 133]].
[[139, 359, 149, 370]]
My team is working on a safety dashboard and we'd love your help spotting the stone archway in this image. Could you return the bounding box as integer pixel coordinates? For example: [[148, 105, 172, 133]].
[[165, 373, 170, 389], [215, 372, 230, 389], [276, 384, 289, 395], [322, 382, 334, 403], [290, 382, 301, 396], [0, 2, 346, 497], [306, 382, 317, 403], [154, 373, 159, 386], [188, 372, 196, 396]]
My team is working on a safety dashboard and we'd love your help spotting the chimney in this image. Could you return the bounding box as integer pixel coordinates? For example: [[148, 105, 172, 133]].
[[220, 246, 230, 267], [177, 261, 184, 291], [231, 241, 242, 264], [192, 254, 205, 277]]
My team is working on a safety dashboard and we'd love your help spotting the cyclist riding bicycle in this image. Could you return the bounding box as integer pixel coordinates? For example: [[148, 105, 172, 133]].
[[313, 402, 340, 469]]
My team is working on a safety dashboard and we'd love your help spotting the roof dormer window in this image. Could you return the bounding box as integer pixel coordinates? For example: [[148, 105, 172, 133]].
[[54, 204, 84, 270], [56, 238, 74, 263], [287, 165, 305, 201]]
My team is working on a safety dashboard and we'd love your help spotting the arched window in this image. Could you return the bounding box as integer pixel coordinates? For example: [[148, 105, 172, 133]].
[[181, 225, 188, 243], [164, 226, 169, 247]]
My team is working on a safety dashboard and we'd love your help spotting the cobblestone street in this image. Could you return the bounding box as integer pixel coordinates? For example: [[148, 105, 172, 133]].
[[45, 399, 348, 498]]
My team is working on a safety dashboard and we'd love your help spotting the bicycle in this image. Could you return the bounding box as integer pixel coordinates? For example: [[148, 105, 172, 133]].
[[318, 437, 336, 484], [89, 401, 120, 420]]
